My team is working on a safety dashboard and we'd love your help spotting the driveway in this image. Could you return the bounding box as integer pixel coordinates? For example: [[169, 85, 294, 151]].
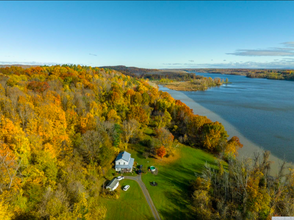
[[124, 175, 161, 220]]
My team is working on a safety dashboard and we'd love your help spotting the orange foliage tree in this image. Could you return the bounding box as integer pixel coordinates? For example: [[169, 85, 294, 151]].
[[27, 81, 50, 93], [156, 146, 166, 159]]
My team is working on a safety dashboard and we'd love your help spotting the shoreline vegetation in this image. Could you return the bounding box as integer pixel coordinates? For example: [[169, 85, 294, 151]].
[[157, 85, 293, 173], [153, 77, 230, 91], [182, 68, 294, 81]]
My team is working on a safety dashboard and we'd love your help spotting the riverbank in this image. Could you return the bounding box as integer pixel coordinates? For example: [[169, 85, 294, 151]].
[[158, 85, 293, 175]]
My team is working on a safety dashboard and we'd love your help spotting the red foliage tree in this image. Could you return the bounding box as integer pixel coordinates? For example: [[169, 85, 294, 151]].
[[156, 146, 166, 159], [27, 81, 50, 93]]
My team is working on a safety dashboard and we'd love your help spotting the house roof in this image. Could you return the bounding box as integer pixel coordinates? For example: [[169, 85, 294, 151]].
[[115, 158, 134, 169], [115, 151, 131, 162], [106, 178, 119, 189]]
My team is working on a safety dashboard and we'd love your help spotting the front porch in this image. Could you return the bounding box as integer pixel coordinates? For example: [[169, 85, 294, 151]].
[[117, 168, 133, 173]]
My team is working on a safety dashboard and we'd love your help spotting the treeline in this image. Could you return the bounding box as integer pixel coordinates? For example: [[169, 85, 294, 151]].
[[161, 76, 229, 91], [0, 64, 241, 219], [191, 151, 294, 219], [141, 72, 197, 81], [100, 65, 156, 77], [184, 68, 294, 80], [101, 65, 197, 81]]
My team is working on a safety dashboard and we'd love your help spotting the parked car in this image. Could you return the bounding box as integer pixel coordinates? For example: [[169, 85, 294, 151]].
[[123, 185, 130, 191], [117, 176, 124, 181]]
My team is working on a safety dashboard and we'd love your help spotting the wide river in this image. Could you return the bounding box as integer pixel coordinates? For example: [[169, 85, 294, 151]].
[[159, 72, 294, 164]]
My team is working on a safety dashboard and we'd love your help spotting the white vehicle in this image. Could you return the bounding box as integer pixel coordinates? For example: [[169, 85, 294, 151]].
[[123, 185, 130, 191], [117, 176, 124, 181]]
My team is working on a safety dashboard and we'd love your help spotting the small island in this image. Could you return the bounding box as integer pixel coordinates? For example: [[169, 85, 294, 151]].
[[154, 76, 229, 91]]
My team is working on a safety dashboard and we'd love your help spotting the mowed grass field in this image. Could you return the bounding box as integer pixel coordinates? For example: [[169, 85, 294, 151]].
[[129, 145, 218, 220], [100, 179, 154, 220]]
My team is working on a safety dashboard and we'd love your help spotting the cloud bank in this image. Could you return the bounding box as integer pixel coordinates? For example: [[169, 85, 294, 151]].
[[227, 42, 294, 57], [0, 61, 59, 66], [162, 58, 294, 69]]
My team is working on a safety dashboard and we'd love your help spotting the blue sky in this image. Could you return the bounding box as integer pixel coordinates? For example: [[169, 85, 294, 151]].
[[1, 1, 294, 68]]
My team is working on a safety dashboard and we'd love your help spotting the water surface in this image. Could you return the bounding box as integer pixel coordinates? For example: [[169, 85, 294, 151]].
[[180, 73, 294, 162]]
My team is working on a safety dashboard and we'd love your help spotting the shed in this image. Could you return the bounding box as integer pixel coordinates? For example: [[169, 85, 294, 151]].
[[106, 178, 119, 191]]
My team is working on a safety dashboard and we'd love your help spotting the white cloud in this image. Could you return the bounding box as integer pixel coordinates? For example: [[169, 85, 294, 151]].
[[227, 42, 294, 57], [0, 61, 87, 66], [162, 58, 294, 69]]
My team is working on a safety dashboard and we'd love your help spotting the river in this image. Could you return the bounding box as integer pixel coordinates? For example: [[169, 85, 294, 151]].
[[159, 72, 294, 167]]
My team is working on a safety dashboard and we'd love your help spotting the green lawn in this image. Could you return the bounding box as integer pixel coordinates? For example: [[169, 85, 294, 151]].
[[129, 144, 219, 220], [100, 179, 154, 220]]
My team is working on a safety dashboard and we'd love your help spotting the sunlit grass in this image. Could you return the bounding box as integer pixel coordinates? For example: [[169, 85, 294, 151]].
[[129, 144, 218, 220], [100, 179, 154, 220]]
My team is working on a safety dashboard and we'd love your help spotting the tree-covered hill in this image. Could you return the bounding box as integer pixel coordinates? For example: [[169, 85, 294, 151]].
[[0, 65, 293, 219]]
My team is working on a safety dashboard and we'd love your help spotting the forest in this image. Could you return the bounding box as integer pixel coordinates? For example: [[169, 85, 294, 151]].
[[0, 65, 293, 219]]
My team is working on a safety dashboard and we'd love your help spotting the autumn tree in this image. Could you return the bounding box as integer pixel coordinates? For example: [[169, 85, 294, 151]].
[[79, 130, 103, 163], [223, 136, 243, 159], [199, 122, 228, 153], [27, 81, 50, 93], [0, 143, 21, 192], [156, 146, 166, 159], [122, 119, 140, 144], [155, 127, 174, 156]]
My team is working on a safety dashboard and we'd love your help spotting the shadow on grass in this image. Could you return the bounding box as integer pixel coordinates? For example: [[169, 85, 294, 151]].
[[159, 198, 195, 220], [153, 157, 218, 220], [136, 151, 145, 159]]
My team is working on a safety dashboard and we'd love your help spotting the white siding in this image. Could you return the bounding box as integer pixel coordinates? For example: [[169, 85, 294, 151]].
[[116, 159, 128, 165], [106, 182, 119, 191]]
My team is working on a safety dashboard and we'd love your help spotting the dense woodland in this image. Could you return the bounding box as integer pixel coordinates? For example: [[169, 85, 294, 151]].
[[191, 151, 294, 219], [100, 65, 157, 78], [101, 65, 197, 81], [0, 65, 293, 219]]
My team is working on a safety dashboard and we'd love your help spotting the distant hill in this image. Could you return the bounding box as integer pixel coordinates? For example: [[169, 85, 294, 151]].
[[100, 65, 189, 78], [100, 65, 159, 77], [0, 64, 40, 69]]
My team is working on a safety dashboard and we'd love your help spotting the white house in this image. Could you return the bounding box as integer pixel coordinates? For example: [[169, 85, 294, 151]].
[[106, 178, 119, 191], [115, 151, 134, 172]]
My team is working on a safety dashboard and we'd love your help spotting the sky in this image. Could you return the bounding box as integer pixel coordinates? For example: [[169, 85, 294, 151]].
[[1, 1, 294, 69]]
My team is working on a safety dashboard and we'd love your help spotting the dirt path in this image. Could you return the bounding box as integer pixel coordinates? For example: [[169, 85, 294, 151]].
[[125, 175, 161, 220]]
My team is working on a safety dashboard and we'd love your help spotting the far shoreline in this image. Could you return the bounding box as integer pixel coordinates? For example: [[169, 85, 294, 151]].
[[158, 85, 293, 175]]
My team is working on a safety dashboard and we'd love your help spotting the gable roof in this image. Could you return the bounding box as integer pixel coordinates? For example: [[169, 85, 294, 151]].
[[115, 158, 134, 169], [106, 178, 119, 189], [115, 151, 131, 162]]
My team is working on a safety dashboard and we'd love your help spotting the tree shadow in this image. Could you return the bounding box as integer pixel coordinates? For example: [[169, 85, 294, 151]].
[[153, 157, 218, 219]]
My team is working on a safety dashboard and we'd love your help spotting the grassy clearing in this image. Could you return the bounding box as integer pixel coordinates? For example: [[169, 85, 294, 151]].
[[100, 179, 154, 220], [128, 144, 219, 220]]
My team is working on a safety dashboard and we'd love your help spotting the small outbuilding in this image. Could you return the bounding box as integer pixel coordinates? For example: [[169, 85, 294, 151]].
[[106, 178, 119, 191]]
